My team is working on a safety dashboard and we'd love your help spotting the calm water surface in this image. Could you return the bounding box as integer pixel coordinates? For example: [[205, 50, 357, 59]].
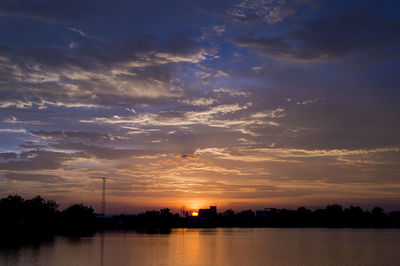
[[1, 228, 399, 266]]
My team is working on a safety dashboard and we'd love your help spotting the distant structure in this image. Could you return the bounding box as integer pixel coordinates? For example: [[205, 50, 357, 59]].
[[199, 206, 217, 217], [101, 178, 107, 215], [186, 205, 217, 225]]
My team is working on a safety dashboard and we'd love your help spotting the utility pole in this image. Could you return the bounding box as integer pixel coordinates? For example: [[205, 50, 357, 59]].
[[101, 177, 107, 215]]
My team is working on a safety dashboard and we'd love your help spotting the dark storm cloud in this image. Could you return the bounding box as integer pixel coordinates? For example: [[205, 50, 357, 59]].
[[233, 12, 400, 64]]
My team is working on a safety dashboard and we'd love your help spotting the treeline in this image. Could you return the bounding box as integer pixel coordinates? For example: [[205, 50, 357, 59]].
[[105, 204, 400, 229], [0, 195, 96, 236], [2, 195, 400, 237], [224, 205, 400, 228], [99, 209, 184, 233]]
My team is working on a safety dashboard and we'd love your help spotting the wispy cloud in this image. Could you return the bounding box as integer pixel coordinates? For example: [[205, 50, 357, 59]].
[[80, 103, 253, 128], [179, 97, 216, 106], [4, 116, 49, 125], [213, 88, 250, 96], [0, 128, 27, 134], [66, 26, 88, 37]]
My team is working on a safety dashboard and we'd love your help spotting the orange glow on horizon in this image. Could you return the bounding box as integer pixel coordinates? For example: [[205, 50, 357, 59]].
[[186, 199, 209, 210], [192, 212, 198, 216]]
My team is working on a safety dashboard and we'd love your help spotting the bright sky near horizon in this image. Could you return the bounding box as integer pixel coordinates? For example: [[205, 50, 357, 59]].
[[0, 0, 400, 213]]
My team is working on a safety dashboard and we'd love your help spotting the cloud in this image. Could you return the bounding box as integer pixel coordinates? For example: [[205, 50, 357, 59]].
[[195, 69, 229, 84], [29, 130, 122, 143], [228, 0, 294, 24], [0, 150, 75, 171], [153, 48, 215, 64], [0, 128, 27, 134], [0, 98, 107, 109], [250, 108, 285, 118], [179, 97, 216, 106], [252, 65, 263, 73], [78, 102, 286, 142], [227, 0, 321, 25], [0, 152, 17, 161], [213, 88, 250, 96], [201, 25, 226, 40], [66, 26, 88, 37], [296, 98, 320, 105], [233, 11, 400, 64], [0, 35, 217, 109], [81, 103, 253, 128], [195, 146, 400, 165], [3, 116, 49, 125], [0, 100, 33, 109], [195, 147, 291, 162], [4, 172, 66, 183], [123, 126, 160, 135], [49, 142, 158, 160]]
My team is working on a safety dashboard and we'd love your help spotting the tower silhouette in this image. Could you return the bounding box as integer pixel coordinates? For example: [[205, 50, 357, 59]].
[[101, 178, 107, 215]]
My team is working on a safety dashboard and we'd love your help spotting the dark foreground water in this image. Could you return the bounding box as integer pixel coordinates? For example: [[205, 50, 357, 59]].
[[1, 228, 399, 266]]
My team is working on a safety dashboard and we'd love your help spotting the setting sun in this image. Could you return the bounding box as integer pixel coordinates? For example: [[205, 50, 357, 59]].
[[191, 212, 199, 217]]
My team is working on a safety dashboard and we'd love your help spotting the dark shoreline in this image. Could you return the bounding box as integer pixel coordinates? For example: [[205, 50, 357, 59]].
[[1, 195, 400, 241]]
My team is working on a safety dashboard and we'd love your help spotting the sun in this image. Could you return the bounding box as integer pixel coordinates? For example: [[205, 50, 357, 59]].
[[191, 212, 199, 217]]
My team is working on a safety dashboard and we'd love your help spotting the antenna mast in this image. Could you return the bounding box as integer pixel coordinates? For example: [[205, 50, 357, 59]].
[[101, 177, 107, 215]]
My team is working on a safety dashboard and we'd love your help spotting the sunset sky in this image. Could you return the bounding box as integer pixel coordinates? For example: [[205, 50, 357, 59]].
[[1, 0, 400, 213]]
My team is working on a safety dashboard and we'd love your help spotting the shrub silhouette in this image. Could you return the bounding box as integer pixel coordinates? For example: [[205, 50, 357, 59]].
[[60, 204, 95, 233]]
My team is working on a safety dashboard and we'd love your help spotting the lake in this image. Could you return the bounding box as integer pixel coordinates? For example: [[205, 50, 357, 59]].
[[1, 228, 399, 266]]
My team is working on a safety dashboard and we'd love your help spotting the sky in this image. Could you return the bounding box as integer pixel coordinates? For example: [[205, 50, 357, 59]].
[[0, 0, 400, 213]]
